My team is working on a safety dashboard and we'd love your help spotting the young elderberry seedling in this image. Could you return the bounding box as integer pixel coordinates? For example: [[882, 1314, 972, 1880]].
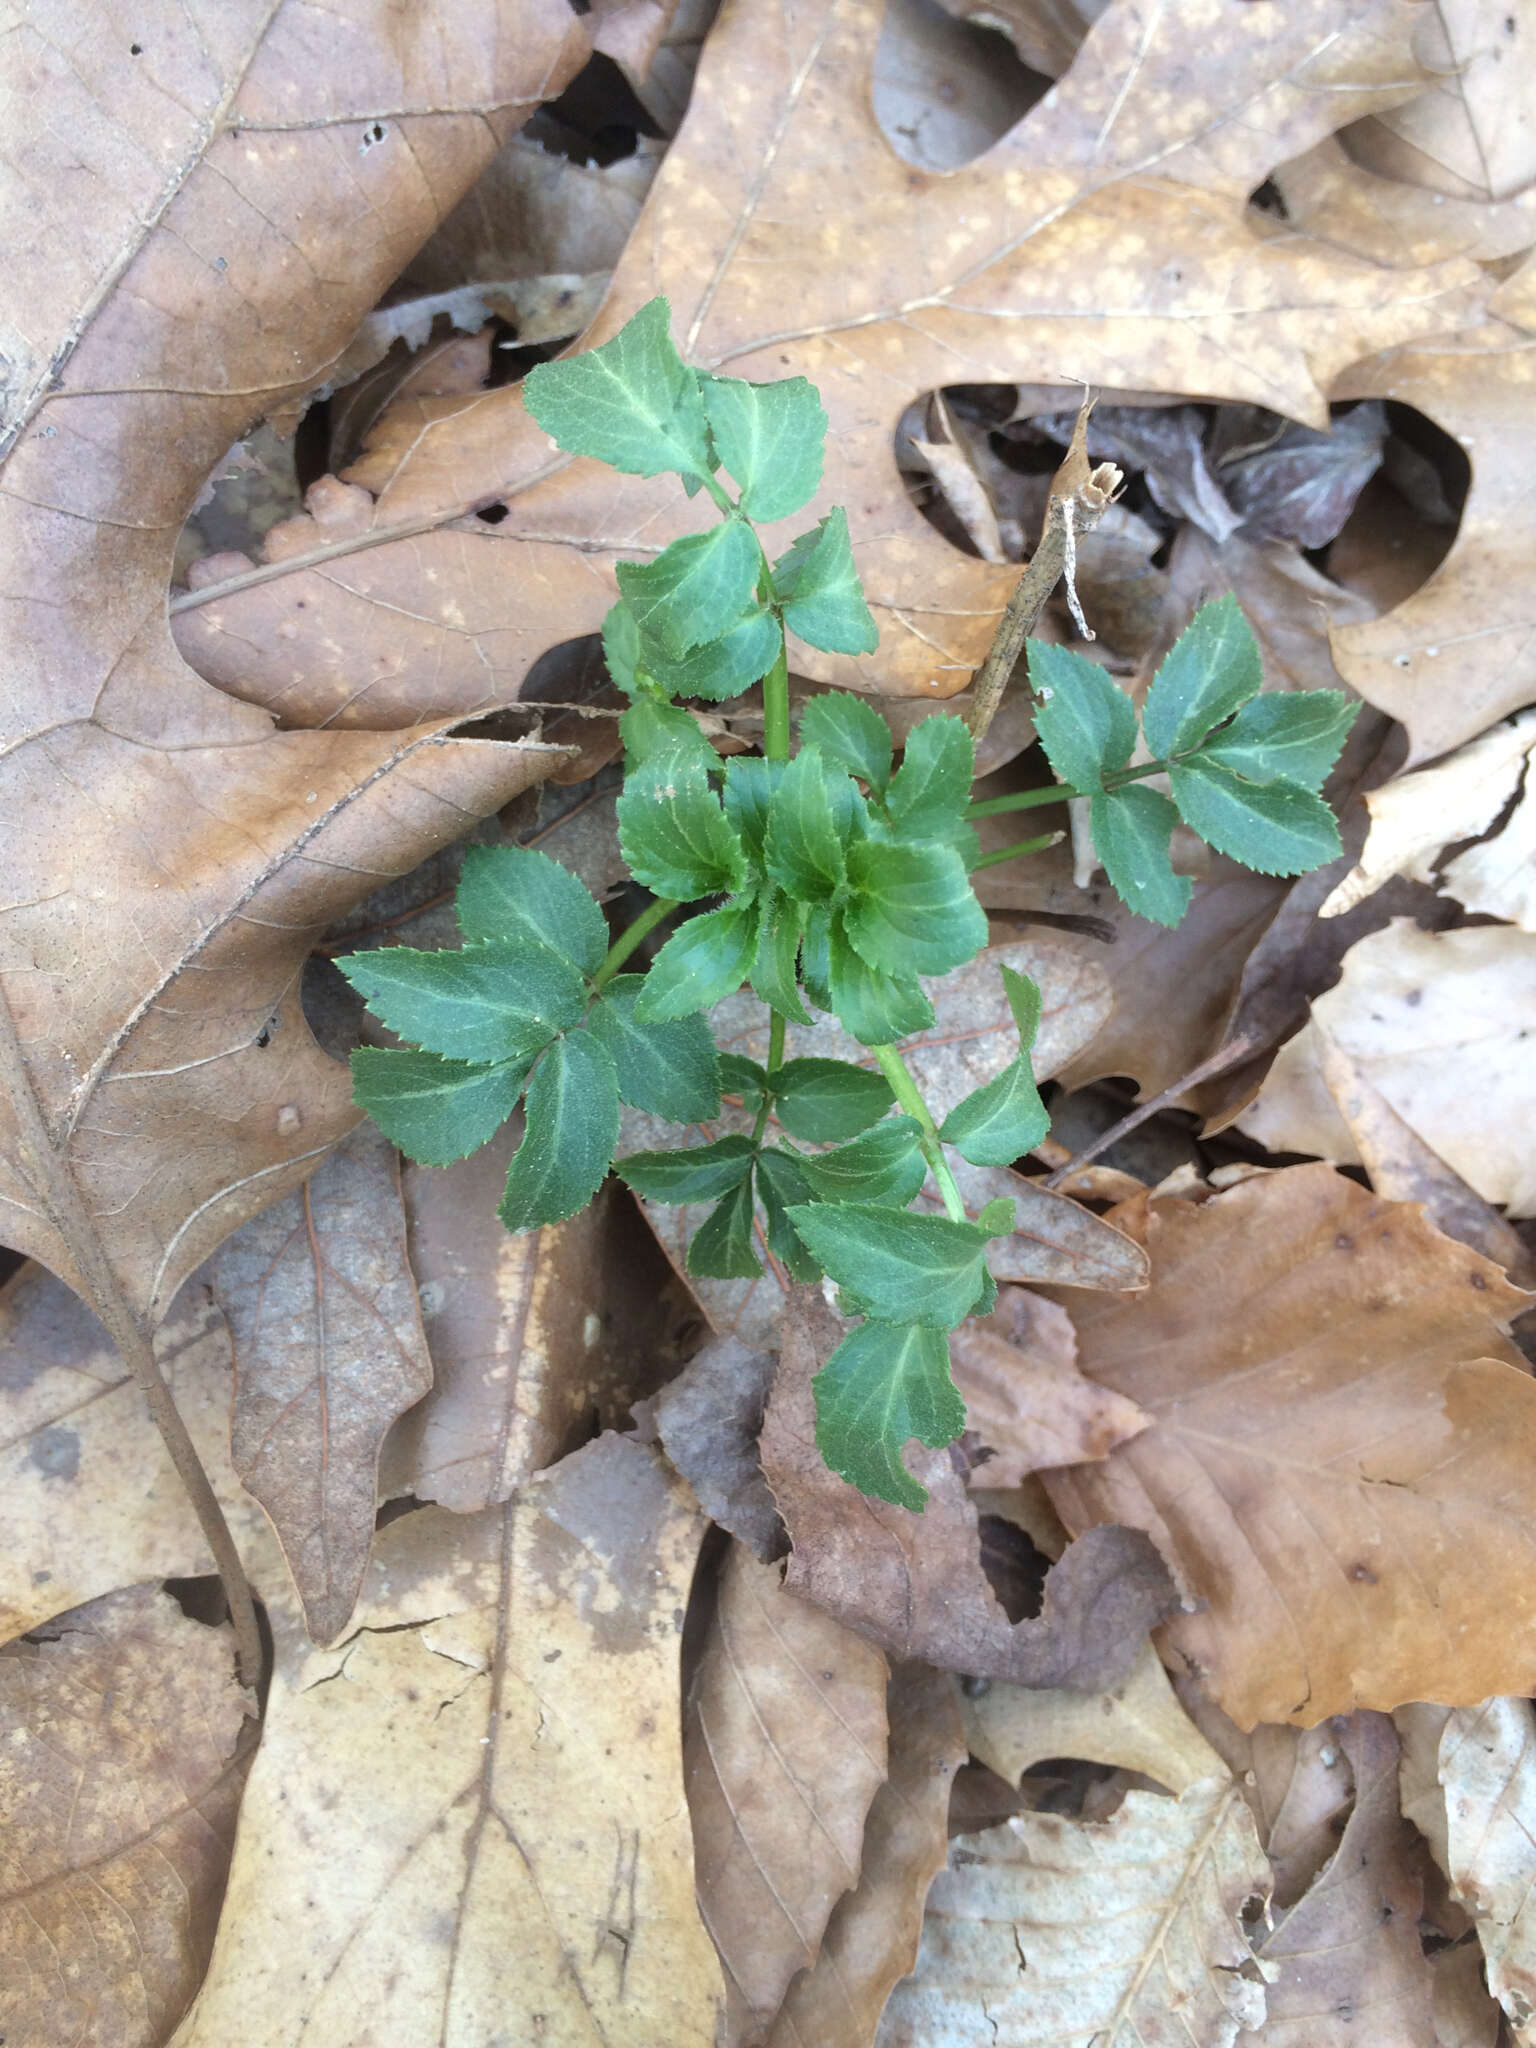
[[338, 298, 1356, 1510]]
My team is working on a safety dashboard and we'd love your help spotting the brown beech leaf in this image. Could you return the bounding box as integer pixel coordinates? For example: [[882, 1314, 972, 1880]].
[[1237, 1712, 1436, 2048], [876, 1777, 1273, 2045], [384, 1128, 691, 1512], [952, 1285, 1151, 1485], [651, 1336, 786, 1562], [761, 1288, 1174, 1690], [211, 1122, 432, 1644], [619, 932, 1114, 1350], [1431, 1942, 1505, 2048], [0, 2, 584, 1359], [686, 1543, 889, 2045], [0, 1585, 252, 2048], [1438, 1696, 1536, 2044], [1039, 1166, 1536, 1726], [173, 0, 1481, 720], [769, 1661, 967, 2048], [173, 1435, 726, 2046]]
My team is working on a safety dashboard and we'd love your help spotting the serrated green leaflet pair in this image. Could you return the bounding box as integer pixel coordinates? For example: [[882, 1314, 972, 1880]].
[[339, 298, 1354, 1513]]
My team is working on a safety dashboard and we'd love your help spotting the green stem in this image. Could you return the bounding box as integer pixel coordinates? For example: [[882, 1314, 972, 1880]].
[[870, 1043, 967, 1224], [593, 894, 678, 989], [970, 830, 1062, 872], [762, 636, 791, 763], [750, 1013, 789, 1145], [966, 758, 1169, 820]]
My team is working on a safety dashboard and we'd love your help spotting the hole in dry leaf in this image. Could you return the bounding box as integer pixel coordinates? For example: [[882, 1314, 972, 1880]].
[[874, 0, 1053, 170], [376, 1494, 427, 1531], [161, 1575, 234, 1628], [475, 501, 509, 525], [528, 52, 664, 168], [1247, 177, 1288, 218], [360, 121, 387, 151], [129, 40, 142, 55]]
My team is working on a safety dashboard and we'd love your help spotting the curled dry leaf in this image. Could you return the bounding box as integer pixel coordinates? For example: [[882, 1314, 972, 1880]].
[[686, 1543, 889, 2045], [1239, 922, 1536, 1218], [173, 0, 1482, 718], [768, 1662, 968, 2048], [0, 0, 584, 1349], [212, 1122, 433, 1644], [1438, 1697, 1536, 2045], [876, 1777, 1273, 2046], [1237, 1711, 1436, 2048], [1040, 1166, 1536, 1725], [173, 1435, 726, 2047], [650, 1335, 786, 1562], [0, 1586, 252, 2048], [761, 1288, 1174, 1690]]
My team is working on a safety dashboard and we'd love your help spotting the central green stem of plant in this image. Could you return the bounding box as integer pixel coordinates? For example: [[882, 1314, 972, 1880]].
[[763, 638, 791, 764], [593, 892, 678, 989], [870, 1043, 967, 1223]]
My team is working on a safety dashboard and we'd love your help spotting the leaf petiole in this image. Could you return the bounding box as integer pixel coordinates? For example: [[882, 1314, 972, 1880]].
[[965, 757, 1171, 820], [592, 893, 679, 990], [869, 1042, 967, 1223], [970, 829, 1063, 872]]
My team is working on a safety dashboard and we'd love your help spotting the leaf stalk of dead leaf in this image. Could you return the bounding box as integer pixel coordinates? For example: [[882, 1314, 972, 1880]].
[[871, 1043, 967, 1221], [592, 893, 680, 990], [1043, 1033, 1260, 1191], [0, 998, 262, 1685]]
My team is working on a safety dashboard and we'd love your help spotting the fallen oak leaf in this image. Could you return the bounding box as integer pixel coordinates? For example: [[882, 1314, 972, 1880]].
[[648, 1334, 786, 1561], [1436, 1696, 1536, 2045], [761, 1286, 1174, 1690], [1039, 1166, 1536, 1725]]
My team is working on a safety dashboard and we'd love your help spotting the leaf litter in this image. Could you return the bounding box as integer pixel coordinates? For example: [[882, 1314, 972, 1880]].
[[5, 0, 1536, 2041]]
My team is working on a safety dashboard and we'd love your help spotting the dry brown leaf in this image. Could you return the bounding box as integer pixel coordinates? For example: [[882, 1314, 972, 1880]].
[[762, 1288, 1173, 1689], [1432, 1942, 1505, 2048], [1275, 135, 1536, 272], [686, 1543, 889, 2045], [768, 1661, 967, 2048], [173, 0, 1482, 721], [939, 0, 1104, 79], [1443, 766, 1536, 931], [1238, 1711, 1436, 2047], [0, 1585, 252, 2048], [650, 1335, 785, 1561], [873, 0, 1046, 178], [173, 1435, 726, 2046], [1238, 922, 1536, 1218], [211, 1122, 432, 1643], [386, 1131, 690, 1512], [951, 1284, 1151, 1486], [1040, 1166, 1536, 1726], [1438, 1697, 1536, 2045], [0, 2, 584, 1365], [963, 1638, 1228, 1797], [876, 1777, 1272, 2045]]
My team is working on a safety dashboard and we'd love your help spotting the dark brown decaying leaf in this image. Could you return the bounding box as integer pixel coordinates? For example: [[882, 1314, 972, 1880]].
[[1040, 1167, 1536, 1725], [762, 1289, 1174, 1689], [769, 1662, 968, 2048], [213, 1122, 433, 1643], [686, 1543, 889, 2045], [1238, 1712, 1436, 2047], [651, 1335, 786, 1562], [0, 1586, 252, 2048]]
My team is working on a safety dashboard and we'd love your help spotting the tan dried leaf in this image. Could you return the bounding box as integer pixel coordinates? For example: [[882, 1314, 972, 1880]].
[[1040, 1167, 1536, 1725], [173, 0, 1481, 720], [686, 1544, 889, 2044], [173, 1435, 726, 2046], [1431, 1941, 1505, 2048], [1439, 1697, 1536, 2045], [875, 1777, 1272, 2045], [1238, 922, 1536, 1218], [650, 1335, 785, 1561], [0, 1586, 252, 2048], [1275, 135, 1536, 272], [769, 1662, 968, 2048]]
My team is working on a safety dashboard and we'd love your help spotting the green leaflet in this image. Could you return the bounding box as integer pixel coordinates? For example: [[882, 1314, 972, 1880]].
[[1027, 642, 1137, 795], [455, 844, 609, 976], [794, 1116, 927, 1206], [645, 606, 783, 703], [337, 938, 587, 1063], [722, 755, 786, 865], [886, 715, 974, 839], [688, 1177, 761, 1279], [751, 887, 813, 1025], [1089, 785, 1193, 929], [1142, 594, 1263, 759], [827, 916, 935, 1046], [799, 691, 893, 796], [699, 371, 827, 522], [772, 1057, 895, 1141], [498, 1031, 621, 1233], [753, 1149, 822, 1281], [616, 520, 763, 657], [619, 696, 721, 778], [602, 598, 648, 696], [813, 1320, 966, 1510], [636, 898, 759, 1021], [523, 297, 714, 485], [785, 1202, 992, 1329], [1198, 690, 1357, 790], [617, 1134, 756, 1203], [718, 1052, 771, 1112], [586, 976, 721, 1121], [799, 902, 833, 1010], [616, 756, 749, 900], [349, 1047, 528, 1168], [772, 509, 879, 655], [843, 839, 988, 977], [764, 743, 863, 903], [1168, 759, 1342, 875], [939, 966, 1049, 1166]]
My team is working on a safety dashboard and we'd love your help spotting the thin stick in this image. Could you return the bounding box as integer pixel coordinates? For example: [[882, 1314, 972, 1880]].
[[1041, 1034, 1259, 1191], [966, 400, 1122, 747]]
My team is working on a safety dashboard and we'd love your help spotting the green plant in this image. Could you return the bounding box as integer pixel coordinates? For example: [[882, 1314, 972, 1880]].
[[337, 300, 1356, 1510]]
